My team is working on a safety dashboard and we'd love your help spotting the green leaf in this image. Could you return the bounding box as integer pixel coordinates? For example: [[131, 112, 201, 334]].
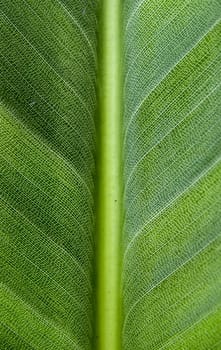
[[123, 1, 221, 349], [1, 1, 221, 350], [0, 1, 97, 349]]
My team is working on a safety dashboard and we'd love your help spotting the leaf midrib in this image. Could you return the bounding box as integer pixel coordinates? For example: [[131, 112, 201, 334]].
[[95, 1, 123, 350]]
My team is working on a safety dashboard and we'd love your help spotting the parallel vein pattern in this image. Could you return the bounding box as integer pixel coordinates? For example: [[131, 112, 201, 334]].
[[123, 1, 221, 349], [0, 1, 98, 349]]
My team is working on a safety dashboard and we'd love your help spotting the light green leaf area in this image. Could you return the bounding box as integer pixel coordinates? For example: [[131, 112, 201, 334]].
[[0, 1, 97, 349], [123, 1, 221, 349]]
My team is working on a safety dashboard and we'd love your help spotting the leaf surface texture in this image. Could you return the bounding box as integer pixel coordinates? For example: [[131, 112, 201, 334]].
[[1, 1, 221, 349], [123, 1, 221, 349], [0, 1, 98, 349]]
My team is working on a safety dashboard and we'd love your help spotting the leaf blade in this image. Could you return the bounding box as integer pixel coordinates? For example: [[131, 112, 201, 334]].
[[123, 1, 221, 348], [0, 1, 98, 348]]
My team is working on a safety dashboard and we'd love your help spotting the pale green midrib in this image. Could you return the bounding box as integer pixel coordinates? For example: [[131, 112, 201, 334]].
[[95, 0, 122, 350]]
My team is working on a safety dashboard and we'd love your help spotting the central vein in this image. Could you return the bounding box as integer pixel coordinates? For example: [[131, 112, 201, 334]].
[[95, 0, 122, 349]]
